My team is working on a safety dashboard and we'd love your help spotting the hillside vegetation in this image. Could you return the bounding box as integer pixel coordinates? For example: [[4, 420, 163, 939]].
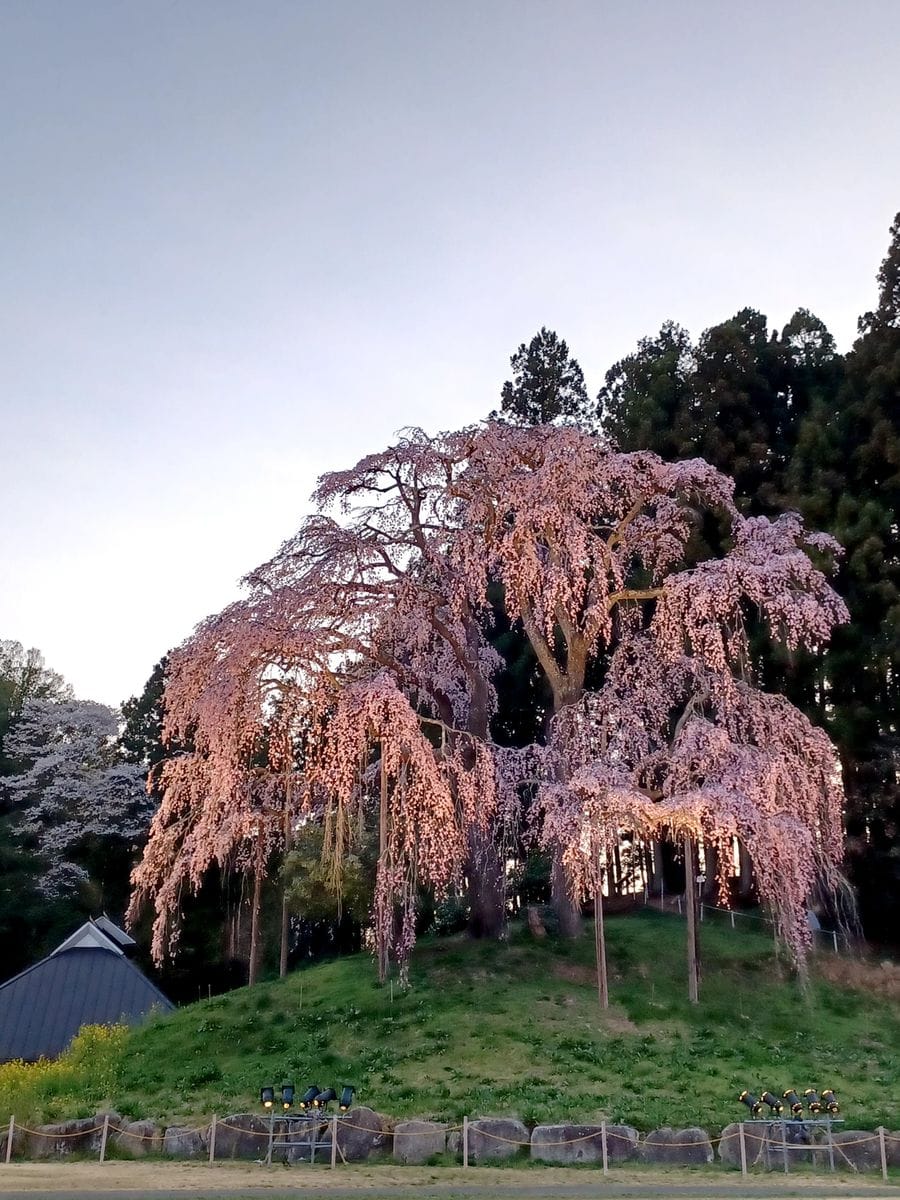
[[5, 910, 899, 1132]]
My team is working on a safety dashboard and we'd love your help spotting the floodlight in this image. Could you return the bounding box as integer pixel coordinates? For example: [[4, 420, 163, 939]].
[[761, 1091, 784, 1115], [783, 1089, 803, 1116], [299, 1084, 320, 1109], [260, 1086, 275, 1109], [315, 1087, 337, 1109], [281, 1083, 295, 1110], [739, 1090, 762, 1116], [804, 1088, 822, 1114], [339, 1085, 355, 1111], [821, 1089, 839, 1115]]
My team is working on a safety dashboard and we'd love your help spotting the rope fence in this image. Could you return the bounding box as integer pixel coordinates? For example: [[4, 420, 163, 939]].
[[649, 893, 845, 953], [2, 1111, 897, 1178]]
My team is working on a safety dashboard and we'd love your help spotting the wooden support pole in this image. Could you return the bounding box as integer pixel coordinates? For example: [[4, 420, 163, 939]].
[[463, 1115, 469, 1168], [208, 1114, 217, 1164], [99, 1114, 109, 1164], [683, 836, 700, 1004], [5, 1117, 14, 1165], [330, 1114, 338, 1169], [601, 1120, 609, 1175], [594, 888, 609, 1009], [738, 1122, 747, 1178], [878, 1127, 888, 1182]]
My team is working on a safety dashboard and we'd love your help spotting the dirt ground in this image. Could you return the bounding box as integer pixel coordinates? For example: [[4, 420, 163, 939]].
[[0, 1161, 896, 1199]]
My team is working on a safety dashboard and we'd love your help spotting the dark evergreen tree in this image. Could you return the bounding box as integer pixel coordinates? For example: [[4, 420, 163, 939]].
[[598, 320, 695, 459], [823, 213, 900, 944], [120, 656, 169, 768], [498, 327, 594, 428]]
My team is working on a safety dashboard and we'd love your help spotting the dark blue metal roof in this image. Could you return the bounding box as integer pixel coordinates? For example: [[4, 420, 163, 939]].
[[0, 946, 174, 1062]]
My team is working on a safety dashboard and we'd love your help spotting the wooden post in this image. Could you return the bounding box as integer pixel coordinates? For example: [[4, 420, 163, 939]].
[[683, 836, 700, 1004], [827, 1118, 835, 1172], [208, 1114, 217, 1164], [463, 1115, 469, 1168], [5, 1117, 14, 1165], [738, 1122, 747, 1178], [265, 1110, 274, 1167], [781, 1120, 789, 1174], [593, 888, 609, 1010], [330, 1114, 338, 1169], [99, 1114, 109, 1163], [601, 1120, 609, 1176], [378, 756, 389, 984], [280, 779, 293, 978], [730, 910, 735, 929], [878, 1127, 888, 1182], [247, 864, 263, 987]]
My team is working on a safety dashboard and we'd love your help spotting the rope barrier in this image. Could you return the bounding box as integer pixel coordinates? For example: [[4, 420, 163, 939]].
[[3, 1115, 897, 1151]]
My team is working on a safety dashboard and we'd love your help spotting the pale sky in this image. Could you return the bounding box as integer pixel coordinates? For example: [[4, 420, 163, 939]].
[[2, 1, 899, 707]]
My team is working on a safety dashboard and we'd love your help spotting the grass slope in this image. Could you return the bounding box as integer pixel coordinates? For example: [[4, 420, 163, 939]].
[[108, 909, 899, 1133]]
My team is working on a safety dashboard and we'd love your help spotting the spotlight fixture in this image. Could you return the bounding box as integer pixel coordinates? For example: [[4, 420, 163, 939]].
[[260, 1086, 275, 1109], [783, 1090, 803, 1117], [739, 1090, 762, 1116], [804, 1088, 822, 1114], [299, 1085, 320, 1109], [315, 1087, 337, 1109], [339, 1085, 355, 1112], [281, 1083, 295, 1110], [821, 1089, 839, 1115], [761, 1091, 784, 1115]]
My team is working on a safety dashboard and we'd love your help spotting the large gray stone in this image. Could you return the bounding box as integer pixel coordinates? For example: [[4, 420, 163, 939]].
[[27, 1114, 120, 1159], [281, 1116, 328, 1164], [465, 1118, 529, 1162], [829, 1130, 883, 1172], [393, 1120, 447, 1164], [718, 1122, 766, 1167], [762, 1121, 810, 1169], [641, 1126, 713, 1164], [213, 1114, 271, 1160], [332, 1107, 393, 1162], [530, 1123, 638, 1164], [113, 1119, 163, 1157], [886, 1130, 900, 1168], [163, 1124, 208, 1158]]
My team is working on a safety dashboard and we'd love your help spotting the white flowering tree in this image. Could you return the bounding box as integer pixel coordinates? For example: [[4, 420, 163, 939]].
[[5, 698, 153, 904]]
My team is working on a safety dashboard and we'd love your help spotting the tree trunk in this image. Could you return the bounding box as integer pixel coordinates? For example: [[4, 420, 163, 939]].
[[465, 826, 506, 938], [701, 842, 719, 903], [248, 868, 263, 987], [552, 852, 582, 938], [683, 836, 700, 1004], [737, 839, 755, 902]]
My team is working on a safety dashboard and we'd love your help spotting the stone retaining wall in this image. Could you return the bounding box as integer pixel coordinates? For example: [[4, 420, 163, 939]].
[[5, 1111, 898, 1173]]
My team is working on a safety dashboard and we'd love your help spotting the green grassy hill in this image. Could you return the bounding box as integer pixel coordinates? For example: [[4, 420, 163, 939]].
[[9, 909, 900, 1132]]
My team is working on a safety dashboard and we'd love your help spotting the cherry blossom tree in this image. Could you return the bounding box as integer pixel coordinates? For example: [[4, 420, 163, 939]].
[[131, 420, 849, 995], [130, 431, 519, 983], [451, 422, 848, 991]]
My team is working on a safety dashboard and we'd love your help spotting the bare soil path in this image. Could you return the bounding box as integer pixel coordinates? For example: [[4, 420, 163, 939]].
[[0, 1162, 896, 1200]]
